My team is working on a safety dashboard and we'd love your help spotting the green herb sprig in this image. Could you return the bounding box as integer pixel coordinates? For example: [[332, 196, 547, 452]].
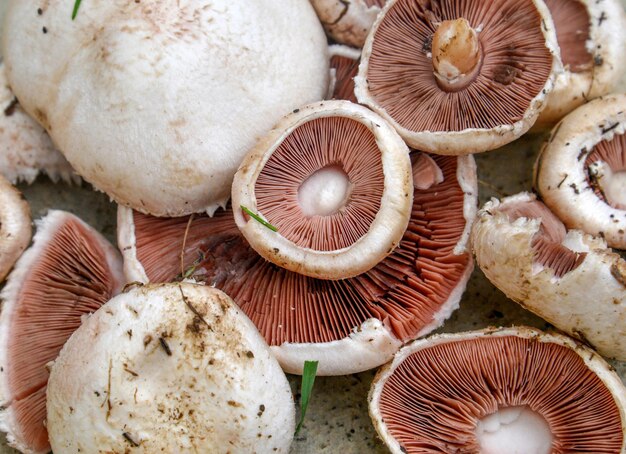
[[295, 360, 319, 435], [240, 205, 277, 232], [71, 0, 83, 20]]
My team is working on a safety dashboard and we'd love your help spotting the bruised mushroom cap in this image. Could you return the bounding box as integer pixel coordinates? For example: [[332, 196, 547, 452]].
[[310, 0, 385, 48], [534, 0, 626, 128], [3, 0, 329, 217], [119, 153, 477, 375], [369, 326, 626, 454], [232, 100, 413, 280], [471, 192, 626, 360], [328, 44, 361, 102], [355, 0, 561, 155], [0, 62, 77, 185], [46, 283, 295, 453], [0, 174, 30, 282], [535, 94, 626, 249], [0, 210, 123, 454]]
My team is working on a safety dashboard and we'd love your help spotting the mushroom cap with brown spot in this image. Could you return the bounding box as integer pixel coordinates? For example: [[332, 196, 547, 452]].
[[232, 100, 413, 280], [471, 192, 626, 360], [355, 0, 561, 154], [369, 326, 626, 453], [46, 283, 295, 453], [535, 94, 626, 249], [3, 0, 329, 216]]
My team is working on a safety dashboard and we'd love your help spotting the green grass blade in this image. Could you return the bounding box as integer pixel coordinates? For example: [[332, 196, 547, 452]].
[[71, 0, 83, 20], [240, 205, 277, 232], [295, 360, 319, 435]]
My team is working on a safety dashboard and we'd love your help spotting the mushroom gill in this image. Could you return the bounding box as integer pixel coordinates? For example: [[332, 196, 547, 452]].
[[586, 131, 626, 210], [0, 211, 124, 454], [329, 45, 360, 103], [370, 328, 626, 454], [119, 153, 476, 375], [544, 0, 592, 73]]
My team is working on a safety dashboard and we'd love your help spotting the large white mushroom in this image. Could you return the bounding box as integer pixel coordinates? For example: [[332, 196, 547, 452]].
[[3, 0, 329, 216], [46, 283, 295, 453]]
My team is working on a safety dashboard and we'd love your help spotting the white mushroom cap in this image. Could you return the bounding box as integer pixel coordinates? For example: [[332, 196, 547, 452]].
[[0, 62, 77, 185], [471, 192, 626, 360], [535, 0, 626, 127], [370, 326, 626, 454], [3, 0, 329, 217], [535, 94, 626, 249], [310, 0, 384, 48], [46, 283, 295, 453], [0, 174, 30, 282], [355, 0, 562, 155], [232, 100, 413, 280]]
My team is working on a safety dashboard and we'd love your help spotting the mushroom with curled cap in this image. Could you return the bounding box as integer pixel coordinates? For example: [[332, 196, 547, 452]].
[[471, 192, 626, 360], [46, 283, 296, 453], [533, 0, 626, 128], [310, 0, 386, 48], [369, 326, 626, 454], [232, 100, 413, 280], [0, 210, 124, 454], [118, 153, 477, 376], [355, 0, 561, 154], [2, 0, 329, 217], [535, 94, 626, 249]]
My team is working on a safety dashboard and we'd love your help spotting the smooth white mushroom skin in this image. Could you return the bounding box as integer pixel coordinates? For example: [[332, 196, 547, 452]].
[[47, 283, 295, 453], [0, 174, 30, 281], [3, 0, 329, 216], [535, 94, 626, 249], [369, 327, 626, 454], [471, 192, 626, 360], [0, 62, 77, 185], [310, 0, 385, 48]]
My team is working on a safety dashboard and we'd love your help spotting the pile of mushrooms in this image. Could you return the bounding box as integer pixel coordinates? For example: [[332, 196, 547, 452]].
[[0, 0, 625, 452]]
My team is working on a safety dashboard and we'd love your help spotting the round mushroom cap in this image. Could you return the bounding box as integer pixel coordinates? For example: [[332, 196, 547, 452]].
[[310, 0, 385, 48], [118, 153, 477, 375], [534, 0, 626, 128], [535, 93, 626, 249], [46, 283, 295, 453], [232, 100, 413, 280], [369, 327, 626, 453], [471, 192, 626, 360], [355, 0, 561, 154], [3, 0, 329, 217], [0, 210, 124, 454], [0, 62, 77, 185], [0, 174, 30, 282]]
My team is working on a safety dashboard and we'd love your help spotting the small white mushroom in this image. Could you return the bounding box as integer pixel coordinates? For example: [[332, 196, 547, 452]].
[[370, 326, 626, 453], [46, 283, 295, 453], [0, 174, 30, 281], [232, 100, 413, 280], [471, 192, 626, 360], [535, 94, 626, 249]]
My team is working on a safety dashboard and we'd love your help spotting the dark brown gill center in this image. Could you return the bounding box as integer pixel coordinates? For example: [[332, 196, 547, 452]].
[[431, 18, 483, 91], [544, 0, 592, 72], [499, 200, 586, 277], [586, 132, 626, 209]]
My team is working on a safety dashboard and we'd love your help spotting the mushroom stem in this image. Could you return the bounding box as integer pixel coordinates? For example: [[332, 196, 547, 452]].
[[431, 18, 482, 91]]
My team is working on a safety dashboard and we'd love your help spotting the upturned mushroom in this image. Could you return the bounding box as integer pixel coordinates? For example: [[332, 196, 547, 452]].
[[232, 101, 413, 280], [534, 0, 626, 128], [471, 192, 626, 360], [46, 283, 295, 453], [355, 0, 561, 154], [328, 45, 361, 102], [0, 174, 30, 282], [310, 0, 386, 48], [3, 0, 329, 216], [0, 210, 124, 453], [369, 326, 626, 453], [535, 94, 626, 249], [119, 153, 477, 375]]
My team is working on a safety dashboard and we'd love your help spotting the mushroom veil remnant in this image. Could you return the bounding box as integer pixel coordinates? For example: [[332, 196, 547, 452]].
[[535, 94, 626, 249], [471, 192, 626, 360], [369, 327, 626, 453], [3, 0, 329, 216], [355, 0, 561, 154], [119, 153, 477, 375], [232, 101, 413, 280], [46, 284, 295, 453], [0, 210, 124, 454]]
